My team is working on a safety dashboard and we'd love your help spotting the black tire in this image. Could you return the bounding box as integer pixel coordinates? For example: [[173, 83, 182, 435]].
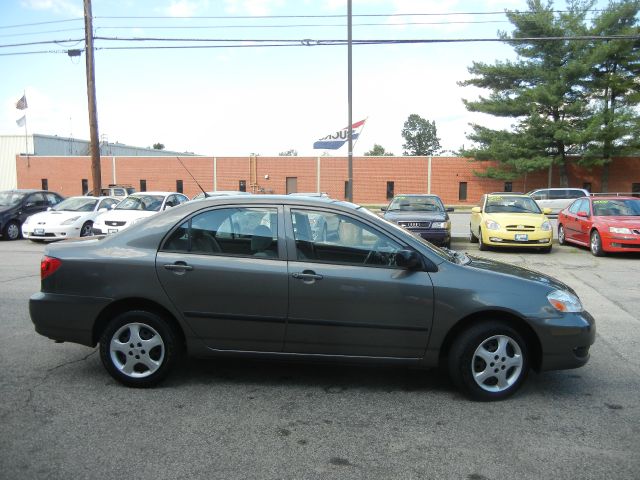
[[478, 228, 487, 251], [448, 321, 529, 401], [99, 310, 182, 388], [3, 220, 21, 241], [469, 225, 479, 243], [80, 221, 93, 237], [558, 224, 566, 245], [590, 230, 604, 257]]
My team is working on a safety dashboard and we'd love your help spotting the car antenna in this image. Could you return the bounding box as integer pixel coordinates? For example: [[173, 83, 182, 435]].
[[176, 156, 208, 198]]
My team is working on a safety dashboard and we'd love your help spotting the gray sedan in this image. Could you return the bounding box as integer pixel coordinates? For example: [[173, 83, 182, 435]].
[[30, 195, 595, 401]]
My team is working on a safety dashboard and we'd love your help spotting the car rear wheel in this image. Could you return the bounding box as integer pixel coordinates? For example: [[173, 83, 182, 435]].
[[99, 310, 181, 388], [558, 225, 566, 245], [448, 321, 529, 401], [590, 230, 604, 257], [3, 220, 20, 241], [80, 221, 93, 237]]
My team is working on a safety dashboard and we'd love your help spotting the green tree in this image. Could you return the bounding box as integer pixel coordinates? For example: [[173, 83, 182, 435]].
[[152, 143, 165, 150], [577, 1, 640, 191], [279, 149, 298, 156], [401, 114, 441, 156], [364, 144, 394, 156], [460, 0, 593, 186]]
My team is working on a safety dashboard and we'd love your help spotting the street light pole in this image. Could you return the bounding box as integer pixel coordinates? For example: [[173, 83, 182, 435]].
[[347, 0, 353, 203], [84, 0, 101, 195]]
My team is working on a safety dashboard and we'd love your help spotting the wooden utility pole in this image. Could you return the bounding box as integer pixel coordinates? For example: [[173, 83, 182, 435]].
[[84, 0, 101, 195]]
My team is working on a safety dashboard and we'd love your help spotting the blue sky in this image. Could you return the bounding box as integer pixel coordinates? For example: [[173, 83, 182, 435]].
[[0, 0, 605, 156]]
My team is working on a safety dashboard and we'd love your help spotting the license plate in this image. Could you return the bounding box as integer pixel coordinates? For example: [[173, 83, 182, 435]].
[[108, 229, 118, 234], [34, 228, 45, 235], [515, 234, 528, 241]]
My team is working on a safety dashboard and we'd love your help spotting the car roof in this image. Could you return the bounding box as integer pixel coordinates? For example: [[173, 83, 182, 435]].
[[128, 191, 180, 196], [393, 193, 442, 198], [487, 192, 526, 196], [588, 195, 638, 200], [191, 194, 360, 210]]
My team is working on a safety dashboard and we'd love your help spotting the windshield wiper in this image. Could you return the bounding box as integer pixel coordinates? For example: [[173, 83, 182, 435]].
[[442, 247, 470, 265]]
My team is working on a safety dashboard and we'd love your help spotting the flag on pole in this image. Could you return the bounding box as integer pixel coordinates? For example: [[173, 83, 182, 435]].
[[313, 119, 367, 150], [16, 94, 28, 110], [16, 115, 26, 127]]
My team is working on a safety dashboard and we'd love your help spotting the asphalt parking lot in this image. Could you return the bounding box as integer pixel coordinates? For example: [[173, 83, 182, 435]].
[[1, 237, 639, 480]]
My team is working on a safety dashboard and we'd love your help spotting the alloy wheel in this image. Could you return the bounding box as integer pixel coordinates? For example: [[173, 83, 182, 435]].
[[471, 334, 523, 393]]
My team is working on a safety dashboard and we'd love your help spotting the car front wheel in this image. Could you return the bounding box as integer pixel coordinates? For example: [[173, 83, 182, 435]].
[[80, 221, 93, 237], [3, 220, 21, 241], [590, 230, 604, 257], [469, 225, 478, 243], [478, 228, 487, 251], [448, 321, 529, 401], [99, 310, 181, 387]]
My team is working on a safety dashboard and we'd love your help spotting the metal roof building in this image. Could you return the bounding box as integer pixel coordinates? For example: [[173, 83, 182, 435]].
[[0, 133, 201, 190]]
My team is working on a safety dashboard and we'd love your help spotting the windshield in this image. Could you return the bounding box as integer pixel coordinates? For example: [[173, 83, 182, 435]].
[[0, 191, 25, 206], [593, 199, 640, 216], [485, 195, 541, 214], [53, 197, 98, 212], [388, 196, 444, 212], [115, 195, 164, 212]]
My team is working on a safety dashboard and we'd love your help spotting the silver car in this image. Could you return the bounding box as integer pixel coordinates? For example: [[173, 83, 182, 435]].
[[30, 195, 595, 401], [528, 188, 590, 215]]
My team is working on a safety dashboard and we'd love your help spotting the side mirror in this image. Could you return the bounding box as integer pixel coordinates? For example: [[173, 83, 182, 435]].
[[543, 207, 552, 215], [577, 211, 588, 218], [471, 206, 482, 214], [25, 202, 35, 208], [110, 204, 117, 209], [98, 208, 107, 213], [380, 206, 387, 212], [395, 249, 422, 270], [164, 205, 173, 210], [47, 207, 52, 211], [446, 207, 454, 212]]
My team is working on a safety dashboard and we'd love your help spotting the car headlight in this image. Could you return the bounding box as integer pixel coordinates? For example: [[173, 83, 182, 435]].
[[431, 221, 450, 229], [540, 221, 552, 231], [547, 290, 583, 313], [609, 227, 632, 234], [485, 219, 500, 230], [61, 216, 80, 225]]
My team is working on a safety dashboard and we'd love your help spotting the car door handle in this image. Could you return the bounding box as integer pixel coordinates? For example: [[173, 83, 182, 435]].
[[292, 271, 323, 281], [163, 263, 193, 272]]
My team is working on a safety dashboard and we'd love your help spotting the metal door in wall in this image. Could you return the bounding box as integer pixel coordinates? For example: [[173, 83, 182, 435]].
[[286, 177, 298, 194]]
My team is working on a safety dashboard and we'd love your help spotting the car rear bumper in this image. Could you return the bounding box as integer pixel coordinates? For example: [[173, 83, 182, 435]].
[[30, 291, 112, 347], [534, 310, 596, 371]]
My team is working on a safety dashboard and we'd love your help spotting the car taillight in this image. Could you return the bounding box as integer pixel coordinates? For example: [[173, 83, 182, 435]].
[[41, 256, 62, 280]]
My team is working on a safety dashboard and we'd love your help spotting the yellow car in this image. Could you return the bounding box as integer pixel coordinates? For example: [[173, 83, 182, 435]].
[[470, 193, 553, 252]]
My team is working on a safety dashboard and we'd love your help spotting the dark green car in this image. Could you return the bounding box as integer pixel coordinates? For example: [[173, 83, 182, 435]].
[[30, 195, 595, 401]]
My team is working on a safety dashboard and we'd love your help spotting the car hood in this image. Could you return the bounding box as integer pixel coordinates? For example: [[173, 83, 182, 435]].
[[27, 210, 87, 224], [484, 212, 548, 226], [467, 255, 574, 294], [596, 216, 640, 228], [96, 209, 157, 223], [384, 211, 448, 222], [0, 205, 16, 215]]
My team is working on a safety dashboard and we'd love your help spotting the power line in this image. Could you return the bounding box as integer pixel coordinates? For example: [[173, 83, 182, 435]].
[[0, 18, 83, 29]]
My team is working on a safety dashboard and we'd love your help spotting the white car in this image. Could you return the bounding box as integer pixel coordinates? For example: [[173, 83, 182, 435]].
[[22, 196, 120, 242], [92, 192, 189, 235]]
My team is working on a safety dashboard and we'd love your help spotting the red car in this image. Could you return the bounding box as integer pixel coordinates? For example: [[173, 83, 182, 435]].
[[558, 196, 640, 256]]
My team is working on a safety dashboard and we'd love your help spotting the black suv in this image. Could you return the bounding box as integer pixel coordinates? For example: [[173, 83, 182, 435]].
[[0, 189, 65, 240]]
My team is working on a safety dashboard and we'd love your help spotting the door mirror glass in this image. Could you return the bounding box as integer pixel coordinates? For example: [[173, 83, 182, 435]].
[[472, 206, 481, 213], [577, 211, 588, 218], [543, 207, 552, 214]]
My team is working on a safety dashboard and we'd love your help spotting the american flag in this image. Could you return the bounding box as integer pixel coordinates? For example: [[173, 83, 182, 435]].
[[16, 94, 28, 110]]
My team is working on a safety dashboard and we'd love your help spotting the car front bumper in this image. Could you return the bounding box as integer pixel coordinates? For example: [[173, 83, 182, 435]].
[[601, 232, 640, 253], [484, 229, 552, 248], [22, 225, 79, 241], [406, 228, 451, 246], [533, 310, 596, 372], [30, 291, 113, 346]]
